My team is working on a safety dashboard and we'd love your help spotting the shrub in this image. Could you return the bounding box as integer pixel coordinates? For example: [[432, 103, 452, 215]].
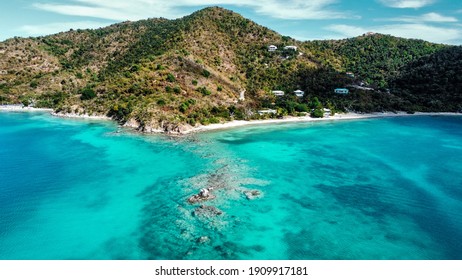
[[310, 108, 324, 118], [192, 80, 198, 86], [29, 81, 38, 89], [187, 118, 196, 126], [202, 69, 211, 78], [295, 103, 309, 112], [200, 118, 210, 125], [179, 103, 189, 113], [80, 87, 96, 100], [109, 101, 132, 122], [209, 117, 220, 124], [173, 86, 181, 94], [20, 96, 30, 106], [130, 65, 140, 72], [197, 87, 211, 96], [167, 73, 175, 82]]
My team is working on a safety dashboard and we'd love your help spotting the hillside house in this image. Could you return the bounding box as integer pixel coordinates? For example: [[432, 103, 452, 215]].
[[346, 72, 355, 78], [335, 88, 349, 95], [258, 109, 277, 115], [294, 90, 305, 97], [272, 90, 285, 96], [284, 46, 298, 51], [268, 45, 278, 52]]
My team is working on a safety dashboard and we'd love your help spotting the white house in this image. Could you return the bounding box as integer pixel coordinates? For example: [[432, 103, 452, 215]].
[[284, 46, 298, 51], [268, 45, 278, 52], [258, 109, 277, 115], [294, 90, 304, 97], [272, 90, 285, 96], [346, 72, 355, 78], [335, 88, 349, 94]]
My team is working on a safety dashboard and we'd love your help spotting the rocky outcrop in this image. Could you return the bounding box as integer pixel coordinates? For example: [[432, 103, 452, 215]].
[[193, 205, 223, 217], [188, 187, 216, 204], [244, 189, 262, 200]]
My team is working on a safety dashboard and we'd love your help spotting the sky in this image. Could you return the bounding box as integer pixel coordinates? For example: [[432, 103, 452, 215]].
[[1, 0, 461, 45]]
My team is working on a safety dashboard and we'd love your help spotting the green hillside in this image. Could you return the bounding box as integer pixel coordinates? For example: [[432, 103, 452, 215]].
[[390, 46, 462, 112]]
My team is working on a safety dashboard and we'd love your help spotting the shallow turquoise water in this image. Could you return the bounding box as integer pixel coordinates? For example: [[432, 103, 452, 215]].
[[1, 112, 462, 259]]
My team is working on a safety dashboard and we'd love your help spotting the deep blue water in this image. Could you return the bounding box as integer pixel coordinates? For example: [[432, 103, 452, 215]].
[[1, 112, 462, 259]]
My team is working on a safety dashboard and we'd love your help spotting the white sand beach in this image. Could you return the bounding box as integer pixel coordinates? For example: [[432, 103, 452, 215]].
[[180, 111, 461, 134]]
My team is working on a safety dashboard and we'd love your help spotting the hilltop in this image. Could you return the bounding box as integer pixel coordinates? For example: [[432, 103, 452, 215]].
[[0, 7, 460, 132]]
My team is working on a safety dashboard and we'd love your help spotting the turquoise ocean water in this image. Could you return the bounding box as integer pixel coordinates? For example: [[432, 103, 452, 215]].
[[1, 112, 461, 259]]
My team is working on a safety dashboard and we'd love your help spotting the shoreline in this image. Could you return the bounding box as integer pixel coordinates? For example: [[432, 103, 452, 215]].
[[0, 105, 53, 112], [180, 111, 462, 135], [50, 112, 112, 121], [0, 105, 112, 121], [2, 105, 460, 134]]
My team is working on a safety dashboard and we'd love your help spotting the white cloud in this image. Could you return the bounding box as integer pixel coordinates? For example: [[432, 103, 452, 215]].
[[325, 25, 366, 38], [33, 4, 135, 21], [379, 0, 435, 9], [325, 23, 462, 44], [19, 21, 110, 37], [32, 0, 355, 21], [385, 12, 458, 23]]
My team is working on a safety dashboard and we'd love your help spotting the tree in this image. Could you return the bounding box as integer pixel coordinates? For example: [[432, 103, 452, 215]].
[[311, 108, 324, 118]]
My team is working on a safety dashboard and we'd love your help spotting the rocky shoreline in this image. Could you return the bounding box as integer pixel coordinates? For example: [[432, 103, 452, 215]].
[[51, 111, 112, 120]]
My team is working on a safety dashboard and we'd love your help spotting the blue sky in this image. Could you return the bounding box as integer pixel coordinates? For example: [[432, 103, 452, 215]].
[[1, 0, 461, 44]]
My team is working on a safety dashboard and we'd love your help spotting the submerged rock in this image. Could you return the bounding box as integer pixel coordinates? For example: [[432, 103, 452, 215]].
[[193, 205, 223, 217], [187, 188, 216, 204], [196, 236, 211, 244], [244, 190, 262, 200]]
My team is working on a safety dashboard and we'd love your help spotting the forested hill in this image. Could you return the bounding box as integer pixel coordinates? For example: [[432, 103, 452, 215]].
[[306, 34, 445, 88], [0, 7, 459, 132], [390, 46, 462, 112]]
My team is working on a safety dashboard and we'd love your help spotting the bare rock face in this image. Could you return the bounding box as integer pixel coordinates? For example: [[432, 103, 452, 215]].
[[244, 190, 262, 200], [124, 118, 140, 129], [193, 205, 223, 217], [188, 188, 216, 204]]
